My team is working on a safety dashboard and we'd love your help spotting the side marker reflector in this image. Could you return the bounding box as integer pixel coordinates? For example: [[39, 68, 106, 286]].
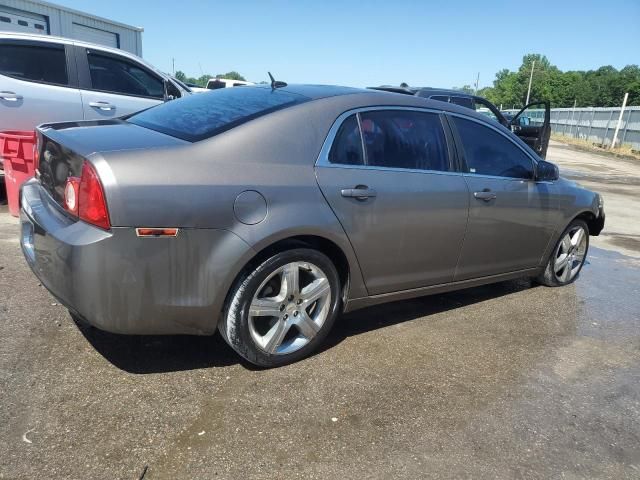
[[136, 228, 179, 237]]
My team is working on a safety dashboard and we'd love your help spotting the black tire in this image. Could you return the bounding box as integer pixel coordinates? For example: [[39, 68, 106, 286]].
[[219, 248, 341, 367], [536, 219, 589, 287]]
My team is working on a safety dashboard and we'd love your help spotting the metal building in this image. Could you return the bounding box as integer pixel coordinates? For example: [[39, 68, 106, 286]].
[[0, 0, 143, 55]]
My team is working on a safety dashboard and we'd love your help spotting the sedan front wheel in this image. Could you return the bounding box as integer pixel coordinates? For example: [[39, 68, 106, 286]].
[[537, 219, 589, 287], [220, 248, 341, 367]]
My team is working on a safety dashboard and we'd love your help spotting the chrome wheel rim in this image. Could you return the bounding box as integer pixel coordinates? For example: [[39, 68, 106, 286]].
[[248, 261, 332, 355], [554, 226, 587, 283]]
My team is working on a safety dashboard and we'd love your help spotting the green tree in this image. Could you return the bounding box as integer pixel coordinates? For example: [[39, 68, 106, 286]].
[[480, 54, 640, 109], [174, 70, 187, 82], [197, 74, 214, 87], [215, 71, 246, 81], [454, 85, 474, 94]]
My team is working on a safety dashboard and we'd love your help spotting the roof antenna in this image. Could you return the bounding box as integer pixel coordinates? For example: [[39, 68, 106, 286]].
[[268, 72, 287, 89]]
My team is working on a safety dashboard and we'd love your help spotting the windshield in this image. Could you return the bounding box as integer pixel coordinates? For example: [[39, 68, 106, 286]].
[[128, 86, 309, 142]]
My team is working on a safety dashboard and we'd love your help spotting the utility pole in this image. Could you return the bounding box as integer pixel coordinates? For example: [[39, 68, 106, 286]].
[[474, 72, 480, 95], [525, 60, 535, 105], [611, 92, 629, 149], [172, 58, 175, 75]]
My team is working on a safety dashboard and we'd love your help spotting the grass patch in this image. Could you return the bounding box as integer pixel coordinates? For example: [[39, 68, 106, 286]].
[[551, 133, 640, 161]]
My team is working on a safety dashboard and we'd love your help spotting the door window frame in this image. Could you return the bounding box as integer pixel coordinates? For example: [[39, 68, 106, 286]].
[[74, 45, 165, 100], [445, 112, 542, 181], [0, 39, 77, 88], [316, 106, 459, 175]]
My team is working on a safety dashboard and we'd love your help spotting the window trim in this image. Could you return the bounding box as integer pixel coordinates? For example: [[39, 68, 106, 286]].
[[316, 106, 458, 175], [76, 46, 165, 100], [0, 40, 75, 88], [446, 112, 540, 181]]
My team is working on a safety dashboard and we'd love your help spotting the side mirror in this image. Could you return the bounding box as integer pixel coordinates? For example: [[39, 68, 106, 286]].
[[536, 160, 559, 182]]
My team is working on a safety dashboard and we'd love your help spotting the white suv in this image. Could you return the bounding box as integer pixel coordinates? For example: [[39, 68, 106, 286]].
[[206, 78, 254, 90], [0, 32, 190, 132]]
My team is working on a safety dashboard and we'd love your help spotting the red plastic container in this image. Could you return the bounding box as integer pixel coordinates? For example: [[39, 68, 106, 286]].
[[0, 130, 36, 217]]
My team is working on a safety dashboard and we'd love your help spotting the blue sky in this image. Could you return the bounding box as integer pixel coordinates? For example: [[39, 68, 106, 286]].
[[54, 0, 639, 88]]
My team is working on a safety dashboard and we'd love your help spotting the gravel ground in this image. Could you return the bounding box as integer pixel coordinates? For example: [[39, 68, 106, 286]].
[[1, 141, 639, 479]]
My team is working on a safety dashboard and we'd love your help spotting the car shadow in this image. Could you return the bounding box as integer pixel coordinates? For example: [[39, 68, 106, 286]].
[[75, 320, 241, 373], [321, 277, 536, 353], [76, 278, 537, 374]]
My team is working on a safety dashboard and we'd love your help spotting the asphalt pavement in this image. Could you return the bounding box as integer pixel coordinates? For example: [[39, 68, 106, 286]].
[[1, 141, 639, 479]]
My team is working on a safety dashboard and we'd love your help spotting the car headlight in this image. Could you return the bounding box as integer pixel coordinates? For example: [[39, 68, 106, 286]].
[[598, 194, 604, 209]]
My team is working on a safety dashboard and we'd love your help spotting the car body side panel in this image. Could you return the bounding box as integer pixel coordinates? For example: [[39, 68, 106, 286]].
[[0, 73, 84, 131], [20, 180, 256, 335], [454, 175, 559, 280], [317, 166, 469, 294], [89, 102, 371, 300], [536, 176, 602, 264]]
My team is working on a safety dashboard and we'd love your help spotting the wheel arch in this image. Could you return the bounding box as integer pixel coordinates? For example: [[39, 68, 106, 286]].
[[219, 233, 361, 329], [573, 209, 604, 236]]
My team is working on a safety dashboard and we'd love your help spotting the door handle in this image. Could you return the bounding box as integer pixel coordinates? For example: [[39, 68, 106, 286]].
[[89, 101, 115, 111], [0, 91, 23, 101], [473, 190, 497, 201], [341, 185, 377, 201]]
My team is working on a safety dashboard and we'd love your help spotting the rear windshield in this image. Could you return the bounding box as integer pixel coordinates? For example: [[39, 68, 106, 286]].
[[128, 86, 309, 142]]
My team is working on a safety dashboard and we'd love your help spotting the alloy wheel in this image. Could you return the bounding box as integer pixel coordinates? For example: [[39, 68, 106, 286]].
[[248, 261, 332, 355], [553, 225, 587, 283]]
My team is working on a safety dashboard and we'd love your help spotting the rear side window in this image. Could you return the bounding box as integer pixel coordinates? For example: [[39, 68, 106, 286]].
[[207, 80, 226, 90], [329, 115, 364, 166], [128, 86, 309, 142], [453, 117, 534, 179], [0, 43, 68, 85], [429, 95, 449, 102], [88, 52, 164, 98], [359, 110, 449, 171]]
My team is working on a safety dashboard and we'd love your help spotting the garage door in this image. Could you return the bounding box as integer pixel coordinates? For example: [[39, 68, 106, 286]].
[[0, 8, 48, 34], [72, 23, 119, 49]]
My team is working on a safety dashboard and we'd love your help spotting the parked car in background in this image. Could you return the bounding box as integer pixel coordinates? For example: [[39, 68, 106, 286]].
[[181, 80, 209, 93], [370, 86, 551, 158], [21, 85, 604, 367], [206, 78, 254, 90], [0, 32, 190, 132]]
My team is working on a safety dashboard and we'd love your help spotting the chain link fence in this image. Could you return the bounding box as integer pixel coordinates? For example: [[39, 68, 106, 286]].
[[503, 106, 640, 151]]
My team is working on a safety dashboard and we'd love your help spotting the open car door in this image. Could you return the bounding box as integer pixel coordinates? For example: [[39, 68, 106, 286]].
[[510, 101, 551, 159]]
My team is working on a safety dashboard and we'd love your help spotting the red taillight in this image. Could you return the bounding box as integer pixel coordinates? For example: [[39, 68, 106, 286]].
[[77, 161, 110, 229]]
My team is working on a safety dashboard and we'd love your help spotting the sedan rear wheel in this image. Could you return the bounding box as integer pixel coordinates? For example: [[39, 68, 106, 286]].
[[220, 248, 341, 367], [537, 219, 589, 287]]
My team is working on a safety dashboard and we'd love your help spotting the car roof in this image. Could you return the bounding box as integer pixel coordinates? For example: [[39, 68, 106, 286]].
[[275, 84, 370, 99], [275, 84, 504, 127], [369, 85, 481, 99]]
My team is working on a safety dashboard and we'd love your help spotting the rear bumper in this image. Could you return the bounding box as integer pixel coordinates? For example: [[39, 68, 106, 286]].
[[20, 179, 254, 335]]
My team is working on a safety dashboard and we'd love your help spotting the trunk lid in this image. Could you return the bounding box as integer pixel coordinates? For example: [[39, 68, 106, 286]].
[[36, 119, 188, 209]]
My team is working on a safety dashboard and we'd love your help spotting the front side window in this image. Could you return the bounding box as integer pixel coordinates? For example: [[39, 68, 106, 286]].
[[358, 110, 449, 171], [329, 115, 363, 166], [453, 117, 534, 179], [88, 52, 163, 98], [0, 43, 68, 85]]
